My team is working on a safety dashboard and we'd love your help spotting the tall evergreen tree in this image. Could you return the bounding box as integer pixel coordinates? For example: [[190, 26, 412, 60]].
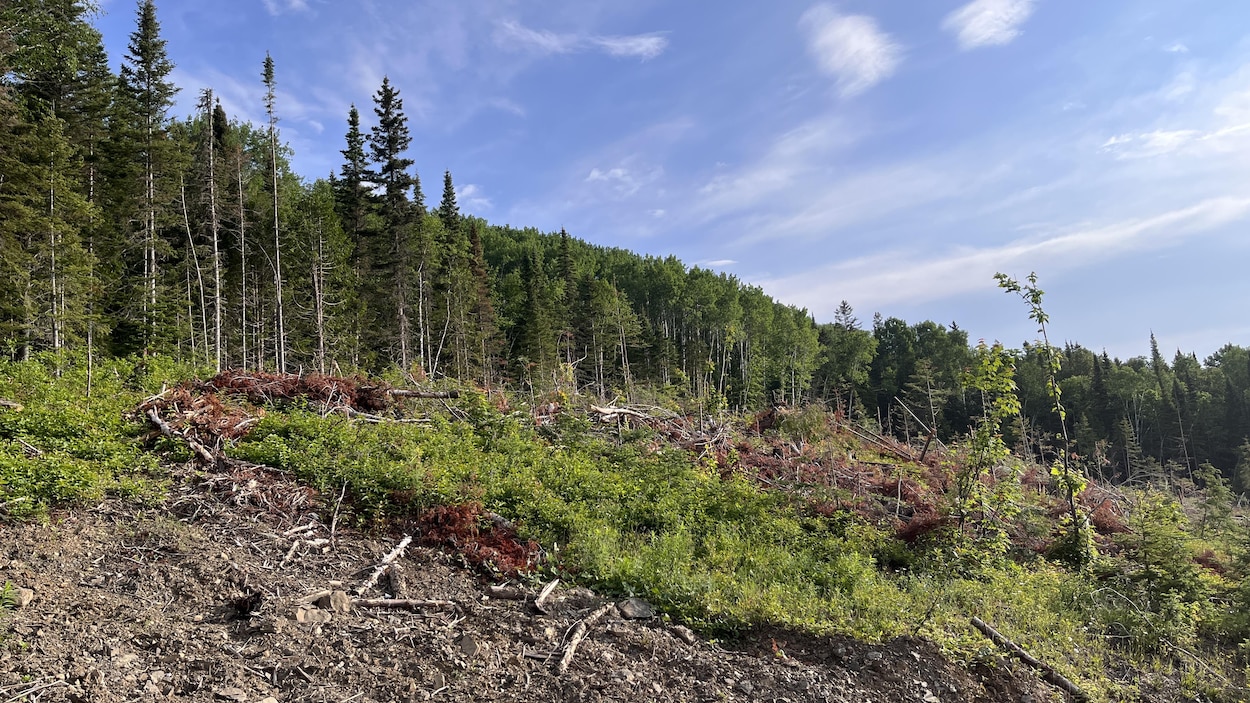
[[366, 77, 418, 369], [116, 0, 177, 352], [333, 104, 371, 364], [262, 53, 287, 370]]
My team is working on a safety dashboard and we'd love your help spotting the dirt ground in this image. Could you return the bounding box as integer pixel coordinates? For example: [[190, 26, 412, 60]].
[[0, 460, 1059, 703]]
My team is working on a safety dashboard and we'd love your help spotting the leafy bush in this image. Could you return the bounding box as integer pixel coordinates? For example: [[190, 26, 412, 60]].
[[0, 353, 170, 518]]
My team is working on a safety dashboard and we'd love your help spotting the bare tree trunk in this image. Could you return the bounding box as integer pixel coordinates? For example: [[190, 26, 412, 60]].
[[180, 175, 209, 364], [205, 91, 222, 372], [270, 133, 286, 371], [312, 222, 327, 374], [236, 156, 248, 370]]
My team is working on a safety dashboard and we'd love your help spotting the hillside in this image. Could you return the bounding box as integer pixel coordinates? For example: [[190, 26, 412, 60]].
[[2, 356, 1248, 702]]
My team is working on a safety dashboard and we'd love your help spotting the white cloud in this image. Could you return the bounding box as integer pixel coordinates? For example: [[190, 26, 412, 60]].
[[591, 35, 668, 60], [1165, 43, 1190, 54], [261, 0, 309, 17], [1098, 125, 1250, 160], [760, 197, 1250, 317], [942, 0, 1036, 50], [494, 21, 668, 60], [706, 259, 737, 267], [586, 165, 662, 197], [799, 5, 902, 97], [456, 183, 493, 212], [1159, 72, 1196, 101]]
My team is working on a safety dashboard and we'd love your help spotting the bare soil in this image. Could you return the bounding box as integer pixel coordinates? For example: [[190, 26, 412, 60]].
[[0, 460, 1059, 703]]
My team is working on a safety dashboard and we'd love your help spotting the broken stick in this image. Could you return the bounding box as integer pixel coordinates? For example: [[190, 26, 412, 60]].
[[145, 408, 216, 464], [356, 535, 412, 595], [388, 389, 460, 399], [0, 399, 22, 412], [556, 603, 615, 674], [352, 598, 457, 610], [970, 617, 1087, 701], [534, 578, 560, 614]]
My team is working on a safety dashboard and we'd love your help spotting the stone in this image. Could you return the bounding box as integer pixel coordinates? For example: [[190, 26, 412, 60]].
[[214, 688, 248, 702], [329, 590, 352, 614], [459, 633, 480, 658], [617, 597, 654, 619], [671, 625, 698, 645], [14, 587, 34, 609], [295, 607, 332, 624], [736, 679, 754, 695]]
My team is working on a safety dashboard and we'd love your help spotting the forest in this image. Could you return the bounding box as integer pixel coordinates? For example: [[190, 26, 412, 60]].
[[2, 0, 1248, 497]]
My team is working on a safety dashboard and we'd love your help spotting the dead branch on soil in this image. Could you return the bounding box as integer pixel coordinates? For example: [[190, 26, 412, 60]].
[[556, 603, 616, 675], [356, 535, 412, 595], [0, 399, 22, 412], [487, 585, 529, 600], [533, 578, 560, 614], [146, 408, 216, 464], [970, 617, 1088, 701], [352, 598, 458, 611]]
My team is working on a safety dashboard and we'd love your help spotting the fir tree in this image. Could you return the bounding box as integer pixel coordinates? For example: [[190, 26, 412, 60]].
[[116, 0, 177, 352], [366, 77, 418, 370]]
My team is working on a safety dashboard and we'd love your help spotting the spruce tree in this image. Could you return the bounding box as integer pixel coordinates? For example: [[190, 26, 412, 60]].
[[366, 77, 418, 369], [116, 0, 177, 352], [262, 53, 287, 370], [334, 104, 371, 364]]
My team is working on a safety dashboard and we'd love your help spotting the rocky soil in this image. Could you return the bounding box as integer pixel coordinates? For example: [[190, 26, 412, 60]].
[[0, 460, 1058, 702]]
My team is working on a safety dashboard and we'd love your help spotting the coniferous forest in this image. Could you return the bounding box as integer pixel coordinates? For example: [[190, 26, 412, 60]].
[[2, 0, 1249, 496]]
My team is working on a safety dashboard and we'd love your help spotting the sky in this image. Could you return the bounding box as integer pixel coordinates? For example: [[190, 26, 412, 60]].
[[91, 0, 1250, 362]]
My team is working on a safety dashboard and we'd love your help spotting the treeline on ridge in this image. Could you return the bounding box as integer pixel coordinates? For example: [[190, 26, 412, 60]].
[[1, 1, 1248, 493]]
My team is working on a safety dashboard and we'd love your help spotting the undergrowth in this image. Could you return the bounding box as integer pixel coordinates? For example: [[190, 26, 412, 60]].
[[0, 353, 185, 519], [225, 397, 1247, 701], [2, 354, 1246, 702]]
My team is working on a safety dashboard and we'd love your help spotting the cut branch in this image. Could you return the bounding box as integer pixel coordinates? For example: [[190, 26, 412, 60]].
[[145, 408, 216, 464], [556, 603, 615, 675], [352, 598, 457, 610], [356, 535, 412, 595], [534, 578, 560, 614], [388, 389, 460, 399], [970, 617, 1087, 701]]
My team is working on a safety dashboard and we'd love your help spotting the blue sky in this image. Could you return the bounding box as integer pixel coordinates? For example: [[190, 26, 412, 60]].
[[93, 1, 1250, 361]]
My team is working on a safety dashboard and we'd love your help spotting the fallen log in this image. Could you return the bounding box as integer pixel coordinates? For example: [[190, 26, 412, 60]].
[[0, 399, 22, 412], [970, 617, 1087, 701], [589, 404, 649, 421]]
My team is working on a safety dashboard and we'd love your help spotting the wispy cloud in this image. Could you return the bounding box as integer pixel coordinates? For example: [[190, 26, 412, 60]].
[[586, 165, 662, 197], [759, 197, 1250, 318], [494, 20, 668, 60], [1165, 43, 1190, 54], [261, 0, 309, 17], [456, 183, 493, 212], [799, 5, 902, 97], [943, 0, 1036, 50], [705, 259, 737, 267]]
